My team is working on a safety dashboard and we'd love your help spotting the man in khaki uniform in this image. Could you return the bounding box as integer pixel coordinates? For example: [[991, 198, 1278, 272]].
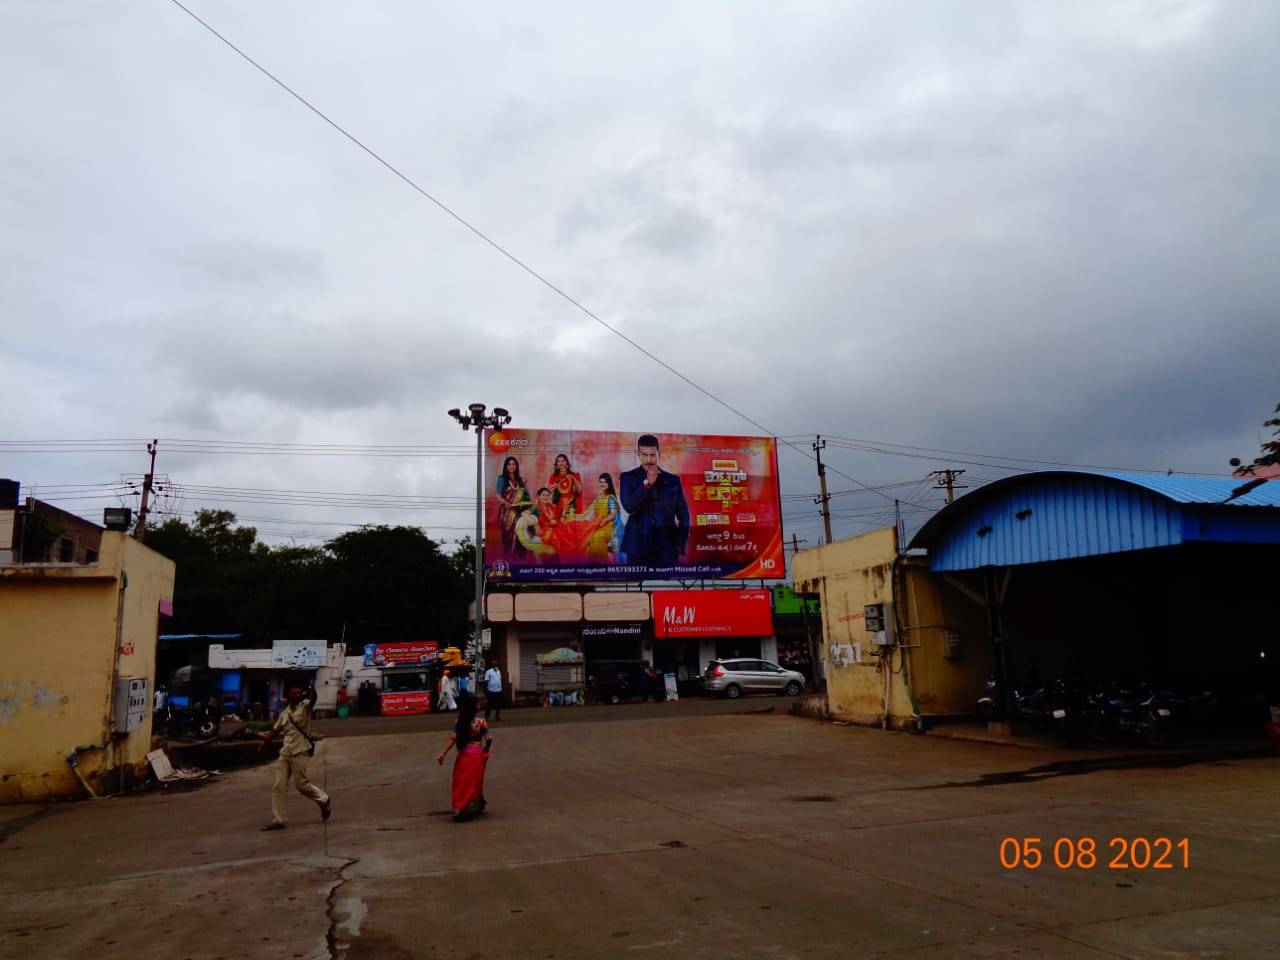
[[259, 684, 331, 831]]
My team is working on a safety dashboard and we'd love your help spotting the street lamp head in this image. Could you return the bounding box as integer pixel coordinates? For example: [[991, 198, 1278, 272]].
[[492, 407, 509, 419], [447, 408, 461, 419], [468, 402, 487, 416]]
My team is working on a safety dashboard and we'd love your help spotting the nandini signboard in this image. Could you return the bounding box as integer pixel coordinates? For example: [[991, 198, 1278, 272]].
[[484, 429, 784, 582], [651, 589, 774, 638]]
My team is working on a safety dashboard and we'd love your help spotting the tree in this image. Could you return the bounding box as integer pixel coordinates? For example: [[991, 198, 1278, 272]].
[[1230, 402, 1280, 475], [144, 513, 472, 647], [17, 509, 60, 562], [324, 526, 472, 652]]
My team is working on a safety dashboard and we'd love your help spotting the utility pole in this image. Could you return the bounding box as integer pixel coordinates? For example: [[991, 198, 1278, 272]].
[[930, 468, 968, 504], [448, 404, 512, 664], [135, 439, 158, 542], [813, 436, 833, 544]]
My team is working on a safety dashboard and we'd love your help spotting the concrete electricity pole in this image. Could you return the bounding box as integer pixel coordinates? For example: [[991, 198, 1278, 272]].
[[813, 436, 833, 544], [930, 468, 968, 504], [135, 439, 158, 542]]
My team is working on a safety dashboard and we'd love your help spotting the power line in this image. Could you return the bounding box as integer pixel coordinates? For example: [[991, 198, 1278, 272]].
[[162, 1, 896, 507]]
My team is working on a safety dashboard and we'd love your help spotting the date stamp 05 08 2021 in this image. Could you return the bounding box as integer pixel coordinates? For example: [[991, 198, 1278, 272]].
[[999, 837, 1190, 871]]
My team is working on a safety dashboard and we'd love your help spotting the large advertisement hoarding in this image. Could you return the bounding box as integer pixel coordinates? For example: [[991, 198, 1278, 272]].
[[484, 429, 784, 582]]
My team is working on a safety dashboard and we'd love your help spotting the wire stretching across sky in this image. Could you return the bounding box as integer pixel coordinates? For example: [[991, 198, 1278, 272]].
[[163, 0, 899, 508]]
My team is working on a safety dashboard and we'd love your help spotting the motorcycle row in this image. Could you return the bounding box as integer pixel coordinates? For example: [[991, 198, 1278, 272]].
[[977, 674, 1232, 747]]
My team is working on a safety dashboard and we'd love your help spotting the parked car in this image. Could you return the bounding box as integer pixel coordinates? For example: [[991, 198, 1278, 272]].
[[703, 659, 805, 699]]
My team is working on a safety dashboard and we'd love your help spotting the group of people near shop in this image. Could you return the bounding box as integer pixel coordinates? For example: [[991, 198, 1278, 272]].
[[257, 661, 507, 830]]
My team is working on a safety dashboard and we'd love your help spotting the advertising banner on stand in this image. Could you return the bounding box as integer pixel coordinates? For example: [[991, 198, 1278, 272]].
[[363, 642, 440, 667], [380, 691, 432, 716], [484, 429, 784, 582]]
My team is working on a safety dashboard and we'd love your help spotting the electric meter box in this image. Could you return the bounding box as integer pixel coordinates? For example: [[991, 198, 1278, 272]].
[[864, 602, 896, 647], [114, 677, 149, 733]]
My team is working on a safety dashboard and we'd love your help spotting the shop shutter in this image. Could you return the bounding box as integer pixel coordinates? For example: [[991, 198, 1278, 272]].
[[517, 637, 565, 694]]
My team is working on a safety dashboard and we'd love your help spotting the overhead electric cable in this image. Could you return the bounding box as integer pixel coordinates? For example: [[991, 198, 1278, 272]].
[[163, 0, 897, 505]]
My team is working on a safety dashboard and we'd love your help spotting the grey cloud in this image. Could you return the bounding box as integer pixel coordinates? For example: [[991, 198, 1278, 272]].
[[3, 0, 1278, 546]]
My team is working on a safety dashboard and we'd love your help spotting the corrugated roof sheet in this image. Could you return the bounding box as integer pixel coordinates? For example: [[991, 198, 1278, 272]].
[[1094, 471, 1280, 507], [910, 471, 1280, 572]]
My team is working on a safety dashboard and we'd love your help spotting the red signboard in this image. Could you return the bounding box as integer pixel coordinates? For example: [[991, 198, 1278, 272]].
[[363, 641, 439, 667], [380, 691, 432, 716], [651, 589, 774, 638]]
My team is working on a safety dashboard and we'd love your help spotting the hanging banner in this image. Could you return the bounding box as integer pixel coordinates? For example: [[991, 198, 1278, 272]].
[[484, 429, 784, 582], [363, 642, 440, 667], [651, 589, 774, 638]]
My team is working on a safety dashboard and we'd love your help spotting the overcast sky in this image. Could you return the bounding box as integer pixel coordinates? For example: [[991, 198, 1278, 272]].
[[2, 0, 1277, 552]]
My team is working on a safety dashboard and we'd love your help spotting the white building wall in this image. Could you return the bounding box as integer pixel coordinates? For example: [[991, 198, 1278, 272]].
[[760, 636, 778, 665]]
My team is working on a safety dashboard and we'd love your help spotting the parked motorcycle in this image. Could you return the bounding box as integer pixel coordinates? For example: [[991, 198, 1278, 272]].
[[1087, 681, 1172, 748]]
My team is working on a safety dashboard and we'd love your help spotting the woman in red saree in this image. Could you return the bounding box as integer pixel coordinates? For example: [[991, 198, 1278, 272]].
[[535, 486, 597, 564], [548, 454, 584, 518], [437, 692, 491, 821]]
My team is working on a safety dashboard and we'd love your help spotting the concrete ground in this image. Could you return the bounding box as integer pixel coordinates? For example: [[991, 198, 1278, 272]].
[[1, 707, 1277, 959]]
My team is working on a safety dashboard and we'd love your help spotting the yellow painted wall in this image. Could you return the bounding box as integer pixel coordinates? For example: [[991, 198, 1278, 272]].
[[794, 528, 992, 726], [897, 562, 992, 717], [794, 528, 899, 725], [0, 532, 174, 803]]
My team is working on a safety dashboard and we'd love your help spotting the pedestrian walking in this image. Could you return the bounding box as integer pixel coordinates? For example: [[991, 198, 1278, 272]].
[[437, 691, 492, 822], [257, 684, 331, 831], [437, 669, 458, 712], [484, 661, 504, 720]]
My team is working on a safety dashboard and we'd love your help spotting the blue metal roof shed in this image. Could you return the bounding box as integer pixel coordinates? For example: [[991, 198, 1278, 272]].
[[909, 471, 1280, 572]]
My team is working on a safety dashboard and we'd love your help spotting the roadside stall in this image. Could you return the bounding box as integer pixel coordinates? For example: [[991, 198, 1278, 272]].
[[363, 641, 440, 716], [536, 647, 586, 707]]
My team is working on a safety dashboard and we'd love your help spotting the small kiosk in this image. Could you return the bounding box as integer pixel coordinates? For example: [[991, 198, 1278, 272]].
[[363, 642, 439, 716], [535, 647, 586, 707]]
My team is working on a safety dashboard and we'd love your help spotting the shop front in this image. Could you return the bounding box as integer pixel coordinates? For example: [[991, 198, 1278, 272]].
[[363, 641, 440, 716], [651, 589, 777, 696]]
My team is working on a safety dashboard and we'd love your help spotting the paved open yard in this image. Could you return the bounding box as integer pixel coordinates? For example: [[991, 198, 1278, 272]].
[[2, 708, 1277, 959]]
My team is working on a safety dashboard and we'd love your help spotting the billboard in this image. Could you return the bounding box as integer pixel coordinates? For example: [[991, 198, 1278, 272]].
[[484, 429, 784, 582], [651, 589, 775, 638], [363, 641, 439, 668]]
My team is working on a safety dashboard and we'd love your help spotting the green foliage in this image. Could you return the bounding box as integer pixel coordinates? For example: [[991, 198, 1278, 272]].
[[18, 510, 61, 562], [145, 512, 472, 648], [1231, 402, 1280, 474]]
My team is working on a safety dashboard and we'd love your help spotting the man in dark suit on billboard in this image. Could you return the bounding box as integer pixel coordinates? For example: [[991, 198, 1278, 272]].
[[620, 434, 690, 566]]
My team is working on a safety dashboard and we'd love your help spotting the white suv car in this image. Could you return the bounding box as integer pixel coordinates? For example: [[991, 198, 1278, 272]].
[[703, 659, 806, 699]]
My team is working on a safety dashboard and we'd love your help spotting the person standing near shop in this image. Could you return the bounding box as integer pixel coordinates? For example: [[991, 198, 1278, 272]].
[[258, 684, 331, 831], [484, 661, 504, 720], [438, 669, 458, 712]]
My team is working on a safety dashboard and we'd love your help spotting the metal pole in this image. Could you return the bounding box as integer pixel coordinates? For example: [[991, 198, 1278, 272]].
[[473, 424, 485, 663]]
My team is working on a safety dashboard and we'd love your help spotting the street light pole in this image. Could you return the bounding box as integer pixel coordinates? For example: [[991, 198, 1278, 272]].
[[448, 403, 513, 664], [473, 419, 484, 659]]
